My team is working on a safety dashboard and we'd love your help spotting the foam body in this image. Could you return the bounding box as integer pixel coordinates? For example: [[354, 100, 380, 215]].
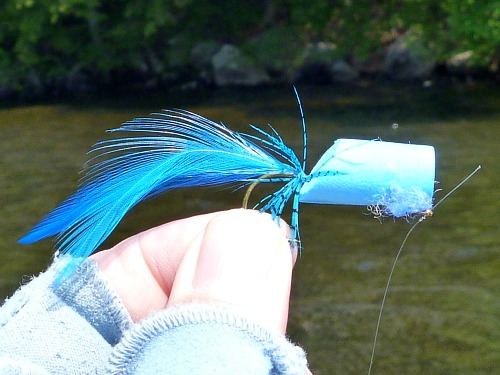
[[299, 139, 435, 216]]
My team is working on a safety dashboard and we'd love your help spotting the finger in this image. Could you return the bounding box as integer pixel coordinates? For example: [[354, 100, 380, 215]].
[[91, 211, 222, 321], [167, 209, 295, 333]]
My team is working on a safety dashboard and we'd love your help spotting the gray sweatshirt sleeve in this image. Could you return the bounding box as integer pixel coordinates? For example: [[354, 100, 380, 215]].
[[1, 258, 307, 375], [0, 259, 132, 375]]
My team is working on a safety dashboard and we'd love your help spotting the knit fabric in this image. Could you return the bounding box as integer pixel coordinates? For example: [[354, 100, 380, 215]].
[[0, 258, 307, 374]]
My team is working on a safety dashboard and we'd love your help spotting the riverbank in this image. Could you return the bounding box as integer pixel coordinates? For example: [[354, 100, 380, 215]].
[[2, 35, 497, 102]]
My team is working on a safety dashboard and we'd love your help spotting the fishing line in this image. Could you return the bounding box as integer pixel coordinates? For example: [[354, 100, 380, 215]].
[[366, 165, 481, 375]]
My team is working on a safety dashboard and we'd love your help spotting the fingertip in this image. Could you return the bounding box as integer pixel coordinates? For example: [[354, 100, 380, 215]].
[[168, 209, 295, 332]]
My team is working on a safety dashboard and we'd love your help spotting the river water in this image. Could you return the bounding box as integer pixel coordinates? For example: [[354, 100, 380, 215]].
[[1, 81, 499, 374]]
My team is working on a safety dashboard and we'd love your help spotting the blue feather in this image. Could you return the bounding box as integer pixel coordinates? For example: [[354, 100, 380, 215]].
[[19, 109, 301, 284], [20, 91, 437, 285]]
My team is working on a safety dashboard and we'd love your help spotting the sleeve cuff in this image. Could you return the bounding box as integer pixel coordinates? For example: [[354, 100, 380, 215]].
[[109, 303, 308, 375]]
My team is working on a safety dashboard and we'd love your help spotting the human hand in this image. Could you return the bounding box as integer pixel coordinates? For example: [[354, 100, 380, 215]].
[[92, 209, 315, 374], [1, 209, 312, 374], [90, 209, 296, 334]]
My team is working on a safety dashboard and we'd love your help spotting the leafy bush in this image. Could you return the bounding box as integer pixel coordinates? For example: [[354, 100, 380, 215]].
[[1, 0, 498, 96]]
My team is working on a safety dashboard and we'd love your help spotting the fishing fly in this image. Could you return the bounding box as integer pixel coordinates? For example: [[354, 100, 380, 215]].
[[366, 165, 482, 375], [19, 88, 437, 285]]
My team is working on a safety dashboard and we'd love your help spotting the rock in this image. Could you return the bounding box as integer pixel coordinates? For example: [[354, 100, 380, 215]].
[[330, 59, 359, 82], [211, 44, 271, 86], [382, 33, 436, 80], [190, 41, 222, 84], [296, 42, 358, 83], [447, 50, 477, 76], [190, 41, 221, 70], [295, 42, 337, 83]]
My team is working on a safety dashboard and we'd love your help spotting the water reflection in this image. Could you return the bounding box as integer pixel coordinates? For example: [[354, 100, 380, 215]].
[[1, 82, 499, 374]]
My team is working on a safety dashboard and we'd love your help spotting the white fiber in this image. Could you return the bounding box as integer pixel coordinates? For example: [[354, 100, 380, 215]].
[[369, 185, 433, 219]]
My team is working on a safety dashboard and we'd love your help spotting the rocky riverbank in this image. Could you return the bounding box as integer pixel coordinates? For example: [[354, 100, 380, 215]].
[[2, 31, 496, 101]]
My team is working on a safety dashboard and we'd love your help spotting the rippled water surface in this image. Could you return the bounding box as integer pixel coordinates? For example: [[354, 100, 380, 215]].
[[1, 82, 499, 374]]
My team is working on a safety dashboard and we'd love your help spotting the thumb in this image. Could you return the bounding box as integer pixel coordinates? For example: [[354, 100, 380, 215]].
[[167, 209, 295, 333]]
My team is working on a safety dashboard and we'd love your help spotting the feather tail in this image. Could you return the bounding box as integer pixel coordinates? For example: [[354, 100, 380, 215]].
[[19, 110, 300, 284]]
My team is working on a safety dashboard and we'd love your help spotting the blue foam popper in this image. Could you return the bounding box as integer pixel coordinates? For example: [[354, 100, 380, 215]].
[[19, 90, 436, 284]]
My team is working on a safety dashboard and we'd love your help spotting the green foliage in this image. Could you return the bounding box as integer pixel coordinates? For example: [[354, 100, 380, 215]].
[[285, 0, 499, 63], [441, 0, 500, 64], [0, 0, 498, 95], [0, 0, 195, 92], [243, 26, 303, 73]]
